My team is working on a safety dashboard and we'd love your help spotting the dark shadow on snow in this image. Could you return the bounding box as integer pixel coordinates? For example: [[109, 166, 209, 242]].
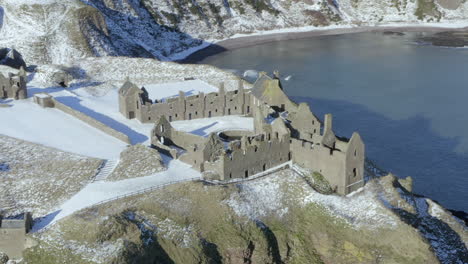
[[31, 210, 61, 232], [190, 122, 219, 137], [55, 96, 147, 144], [0, 162, 10, 172]]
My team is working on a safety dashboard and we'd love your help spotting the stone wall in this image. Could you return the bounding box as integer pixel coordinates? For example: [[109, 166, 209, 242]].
[[291, 138, 346, 193], [0, 229, 26, 259], [0, 213, 34, 259], [122, 81, 253, 124], [147, 74, 366, 195], [221, 135, 291, 180], [290, 135, 364, 194], [33, 93, 54, 108], [52, 98, 131, 144]]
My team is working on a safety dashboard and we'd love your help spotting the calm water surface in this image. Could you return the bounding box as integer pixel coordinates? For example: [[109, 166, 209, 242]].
[[198, 32, 468, 212]]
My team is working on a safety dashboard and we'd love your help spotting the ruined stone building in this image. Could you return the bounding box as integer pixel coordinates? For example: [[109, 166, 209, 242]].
[[119, 73, 365, 195], [0, 213, 33, 259], [119, 79, 252, 123], [0, 67, 27, 100]]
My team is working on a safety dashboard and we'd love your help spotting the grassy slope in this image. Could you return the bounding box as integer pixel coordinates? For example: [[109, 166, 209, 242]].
[[0, 135, 102, 217], [24, 171, 444, 264], [107, 144, 165, 181]]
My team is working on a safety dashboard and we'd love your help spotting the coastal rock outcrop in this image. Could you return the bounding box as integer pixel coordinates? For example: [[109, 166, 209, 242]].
[[23, 170, 467, 263]]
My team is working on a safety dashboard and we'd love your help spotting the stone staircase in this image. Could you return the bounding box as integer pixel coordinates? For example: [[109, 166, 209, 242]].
[[93, 159, 119, 182]]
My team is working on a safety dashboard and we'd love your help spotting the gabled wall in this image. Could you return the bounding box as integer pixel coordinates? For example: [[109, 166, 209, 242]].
[[288, 102, 321, 140], [344, 132, 365, 193]]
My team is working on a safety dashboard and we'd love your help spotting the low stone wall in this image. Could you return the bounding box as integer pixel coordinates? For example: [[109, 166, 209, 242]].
[[52, 98, 131, 144]]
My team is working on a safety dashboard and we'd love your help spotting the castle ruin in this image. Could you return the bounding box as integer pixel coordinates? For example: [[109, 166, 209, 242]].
[[0, 67, 27, 100], [119, 73, 365, 195]]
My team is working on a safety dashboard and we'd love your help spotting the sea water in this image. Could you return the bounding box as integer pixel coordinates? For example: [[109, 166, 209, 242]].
[[198, 32, 468, 212]]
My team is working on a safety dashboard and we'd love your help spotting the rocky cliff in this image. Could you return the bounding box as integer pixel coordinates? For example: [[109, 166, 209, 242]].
[[1, 0, 467, 64], [24, 172, 467, 264]]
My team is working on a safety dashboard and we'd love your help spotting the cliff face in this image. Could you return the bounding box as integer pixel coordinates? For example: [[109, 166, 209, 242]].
[[23, 172, 467, 264], [1, 0, 467, 64]]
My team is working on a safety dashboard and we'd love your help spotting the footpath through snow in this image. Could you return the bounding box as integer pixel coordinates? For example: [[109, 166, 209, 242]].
[[33, 157, 201, 232]]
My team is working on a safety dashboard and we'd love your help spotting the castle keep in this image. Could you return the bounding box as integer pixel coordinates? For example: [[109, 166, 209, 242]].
[[119, 73, 365, 195], [0, 67, 27, 100]]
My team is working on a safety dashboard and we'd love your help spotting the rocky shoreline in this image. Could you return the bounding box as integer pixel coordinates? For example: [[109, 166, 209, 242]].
[[181, 25, 468, 63], [419, 31, 468, 47]]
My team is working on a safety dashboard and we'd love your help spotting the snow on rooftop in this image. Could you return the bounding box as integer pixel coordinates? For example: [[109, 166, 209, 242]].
[[171, 115, 254, 137], [34, 93, 52, 99], [143, 80, 219, 101]]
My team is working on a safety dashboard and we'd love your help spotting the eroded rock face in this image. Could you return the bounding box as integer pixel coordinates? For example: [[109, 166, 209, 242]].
[[24, 170, 468, 263], [420, 31, 468, 47]]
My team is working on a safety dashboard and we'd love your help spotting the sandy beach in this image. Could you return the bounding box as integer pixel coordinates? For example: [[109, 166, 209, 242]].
[[181, 24, 468, 63]]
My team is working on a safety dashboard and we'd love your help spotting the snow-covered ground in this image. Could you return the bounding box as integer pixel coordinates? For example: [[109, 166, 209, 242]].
[[172, 116, 253, 137], [33, 157, 201, 231], [0, 98, 127, 159], [144, 79, 219, 101], [1, 68, 253, 229], [0, 73, 251, 159]]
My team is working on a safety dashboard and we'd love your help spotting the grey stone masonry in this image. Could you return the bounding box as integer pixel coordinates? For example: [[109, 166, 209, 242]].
[[0, 67, 27, 100], [119, 79, 253, 123], [124, 73, 365, 195]]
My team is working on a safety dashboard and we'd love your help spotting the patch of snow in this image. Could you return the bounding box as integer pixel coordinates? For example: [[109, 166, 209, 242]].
[[171, 115, 254, 137], [225, 173, 293, 219], [39, 232, 121, 264], [0, 98, 127, 159], [33, 93, 52, 99], [156, 218, 194, 248], [243, 70, 259, 79], [304, 184, 399, 229], [33, 157, 201, 231], [144, 80, 219, 101], [226, 171, 398, 229]]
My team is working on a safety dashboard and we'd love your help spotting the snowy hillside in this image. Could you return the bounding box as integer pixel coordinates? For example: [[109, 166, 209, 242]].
[[1, 0, 467, 65]]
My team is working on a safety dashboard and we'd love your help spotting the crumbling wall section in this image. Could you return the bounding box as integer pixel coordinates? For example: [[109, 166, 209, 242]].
[[222, 136, 290, 180], [290, 138, 348, 194]]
